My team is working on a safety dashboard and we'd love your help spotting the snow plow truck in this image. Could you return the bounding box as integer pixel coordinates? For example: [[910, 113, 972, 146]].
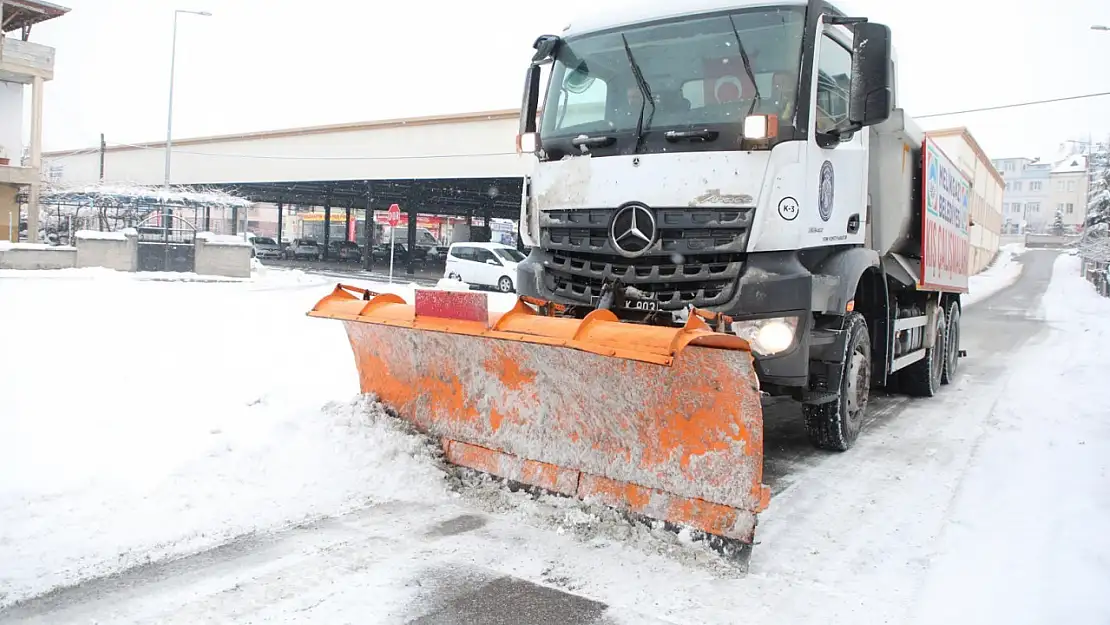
[[310, 0, 972, 561]]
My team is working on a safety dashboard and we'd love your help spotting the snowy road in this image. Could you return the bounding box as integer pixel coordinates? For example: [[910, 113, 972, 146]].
[[3, 249, 1109, 624]]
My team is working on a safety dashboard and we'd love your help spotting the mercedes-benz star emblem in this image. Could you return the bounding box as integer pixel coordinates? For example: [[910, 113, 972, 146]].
[[609, 204, 657, 258]]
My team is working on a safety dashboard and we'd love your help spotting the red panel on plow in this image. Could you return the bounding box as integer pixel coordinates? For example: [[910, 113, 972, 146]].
[[309, 286, 769, 544]]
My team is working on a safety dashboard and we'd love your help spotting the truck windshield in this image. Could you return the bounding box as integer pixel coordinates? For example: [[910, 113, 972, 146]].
[[539, 7, 805, 153]]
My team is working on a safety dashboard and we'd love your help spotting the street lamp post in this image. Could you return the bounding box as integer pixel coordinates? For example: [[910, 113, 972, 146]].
[[164, 9, 211, 195]]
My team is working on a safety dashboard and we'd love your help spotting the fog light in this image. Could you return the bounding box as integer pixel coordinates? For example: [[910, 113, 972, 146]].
[[730, 317, 799, 356]]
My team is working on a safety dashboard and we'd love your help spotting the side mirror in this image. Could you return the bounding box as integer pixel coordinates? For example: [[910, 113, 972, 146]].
[[520, 65, 541, 135], [849, 22, 894, 128], [486, 259, 500, 266], [532, 35, 560, 64]]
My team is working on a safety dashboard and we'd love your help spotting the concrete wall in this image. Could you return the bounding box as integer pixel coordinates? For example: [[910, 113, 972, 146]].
[[195, 235, 251, 278], [0, 243, 76, 269], [0, 183, 16, 242], [0, 81, 23, 162], [1025, 233, 1081, 249], [74, 230, 137, 271], [1, 231, 252, 277], [43, 110, 530, 186]]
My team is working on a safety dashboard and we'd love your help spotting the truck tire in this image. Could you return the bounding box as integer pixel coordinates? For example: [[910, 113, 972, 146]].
[[899, 309, 946, 397], [941, 300, 961, 385], [804, 312, 871, 452]]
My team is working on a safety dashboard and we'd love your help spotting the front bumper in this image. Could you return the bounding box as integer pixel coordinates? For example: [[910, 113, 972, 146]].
[[518, 249, 819, 388]]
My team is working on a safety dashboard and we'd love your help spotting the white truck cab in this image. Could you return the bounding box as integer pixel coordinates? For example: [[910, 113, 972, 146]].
[[515, 0, 971, 452]]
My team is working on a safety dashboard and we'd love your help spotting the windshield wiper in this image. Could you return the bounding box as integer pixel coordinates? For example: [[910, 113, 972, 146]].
[[621, 34, 655, 154], [664, 129, 719, 143], [728, 15, 761, 122]]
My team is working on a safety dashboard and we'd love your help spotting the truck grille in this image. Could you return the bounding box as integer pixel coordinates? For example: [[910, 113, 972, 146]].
[[539, 207, 754, 309]]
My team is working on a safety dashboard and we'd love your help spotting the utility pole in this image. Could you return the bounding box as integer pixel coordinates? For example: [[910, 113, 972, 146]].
[[164, 9, 212, 193], [99, 133, 105, 181]]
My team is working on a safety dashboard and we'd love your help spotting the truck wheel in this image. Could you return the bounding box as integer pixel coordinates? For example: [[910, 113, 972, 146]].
[[900, 309, 946, 397], [803, 312, 871, 452], [941, 300, 961, 385]]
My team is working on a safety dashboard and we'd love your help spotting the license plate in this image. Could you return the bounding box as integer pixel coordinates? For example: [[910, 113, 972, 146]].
[[625, 298, 660, 312]]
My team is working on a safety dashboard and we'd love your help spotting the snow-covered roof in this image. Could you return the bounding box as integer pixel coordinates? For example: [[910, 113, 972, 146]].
[[1053, 156, 1088, 174], [41, 182, 253, 208]]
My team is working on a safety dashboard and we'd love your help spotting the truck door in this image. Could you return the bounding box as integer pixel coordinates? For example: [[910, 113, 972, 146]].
[[800, 22, 868, 250]]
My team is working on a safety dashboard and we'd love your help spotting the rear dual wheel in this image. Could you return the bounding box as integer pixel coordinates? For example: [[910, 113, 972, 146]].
[[899, 306, 946, 397], [941, 300, 962, 385]]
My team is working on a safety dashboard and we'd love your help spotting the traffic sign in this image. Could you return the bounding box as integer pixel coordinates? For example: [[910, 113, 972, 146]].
[[387, 204, 401, 227]]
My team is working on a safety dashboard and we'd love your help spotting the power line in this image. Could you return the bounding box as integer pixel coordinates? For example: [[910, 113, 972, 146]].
[[107, 141, 520, 162], [917, 91, 1110, 119], [43, 146, 100, 161]]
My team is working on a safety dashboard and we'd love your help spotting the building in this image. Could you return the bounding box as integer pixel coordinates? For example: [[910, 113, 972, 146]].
[[1050, 155, 1089, 230], [41, 110, 529, 269], [992, 157, 1051, 233], [925, 128, 1005, 274], [992, 154, 1090, 233], [0, 0, 69, 243]]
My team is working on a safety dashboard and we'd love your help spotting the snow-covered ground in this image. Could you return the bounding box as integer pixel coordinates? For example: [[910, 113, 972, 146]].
[[963, 241, 1025, 308], [0, 267, 509, 607], [913, 253, 1110, 624], [2, 252, 1108, 624]]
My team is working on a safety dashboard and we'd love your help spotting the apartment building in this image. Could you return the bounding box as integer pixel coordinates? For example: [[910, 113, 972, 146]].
[[993, 154, 1090, 233], [992, 157, 1050, 233], [1050, 156, 1089, 229]]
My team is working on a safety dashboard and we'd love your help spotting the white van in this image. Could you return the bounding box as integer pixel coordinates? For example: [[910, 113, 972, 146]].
[[444, 242, 525, 293]]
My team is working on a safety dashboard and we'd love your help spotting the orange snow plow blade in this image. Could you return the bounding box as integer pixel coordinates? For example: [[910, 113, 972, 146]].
[[309, 284, 770, 545]]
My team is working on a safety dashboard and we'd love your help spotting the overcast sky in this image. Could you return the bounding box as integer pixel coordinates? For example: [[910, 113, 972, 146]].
[[30, 0, 1110, 161]]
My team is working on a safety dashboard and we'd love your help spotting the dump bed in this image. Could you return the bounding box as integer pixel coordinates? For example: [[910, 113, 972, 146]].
[[868, 109, 971, 293]]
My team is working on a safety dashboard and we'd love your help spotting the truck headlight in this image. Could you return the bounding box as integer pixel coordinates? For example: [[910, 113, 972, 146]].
[[730, 316, 799, 356]]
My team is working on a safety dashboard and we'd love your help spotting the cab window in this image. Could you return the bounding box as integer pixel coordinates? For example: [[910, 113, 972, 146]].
[[815, 34, 852, 134]]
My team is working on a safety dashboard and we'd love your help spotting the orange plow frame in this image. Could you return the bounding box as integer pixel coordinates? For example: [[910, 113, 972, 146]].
[[309, 284, 770, 546]]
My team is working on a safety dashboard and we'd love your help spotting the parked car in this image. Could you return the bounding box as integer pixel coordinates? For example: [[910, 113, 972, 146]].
[[373, 242, 426, 265], [251, 236, 283, 260], [444, 242, 525, 293], [424, 245, 451, 263], [327, 240, 362, 263], [286, 238, 322, 260]]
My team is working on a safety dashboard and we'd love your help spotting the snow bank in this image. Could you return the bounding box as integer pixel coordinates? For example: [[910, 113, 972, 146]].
[[912, 253, 1110, 624], [963, 242, 1025, 308], [196, 231, 252, 246], [0, 273, 448, 607], [74, 229, 129, 241], [0, 241, 75, 252]]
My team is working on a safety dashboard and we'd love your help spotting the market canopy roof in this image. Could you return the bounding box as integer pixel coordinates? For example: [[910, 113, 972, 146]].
[[38, 183, 254, 209], [208, 177, 523, 219]]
